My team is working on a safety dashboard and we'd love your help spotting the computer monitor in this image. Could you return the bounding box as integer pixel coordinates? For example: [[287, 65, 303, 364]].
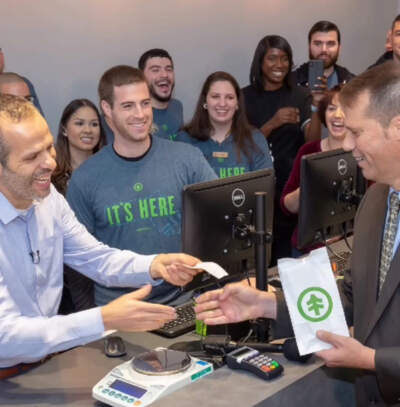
[[297, 148, 366, 250], [182, 169, 275, 291]]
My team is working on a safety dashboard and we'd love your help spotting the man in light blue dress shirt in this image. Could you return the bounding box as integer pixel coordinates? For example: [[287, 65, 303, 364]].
[[0, 94, 200, 369]]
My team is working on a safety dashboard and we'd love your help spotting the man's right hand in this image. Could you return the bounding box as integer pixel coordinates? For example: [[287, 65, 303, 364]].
[[101, 285, 176, 332], [194, 282, 277, 325]]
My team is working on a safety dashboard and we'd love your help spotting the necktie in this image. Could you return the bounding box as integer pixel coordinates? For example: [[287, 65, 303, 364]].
[[379, 192, 400, 293]]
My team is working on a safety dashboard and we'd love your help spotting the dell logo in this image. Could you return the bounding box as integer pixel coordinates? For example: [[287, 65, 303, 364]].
[[232, 188, 246, 207], [337, 159, 348, 176]]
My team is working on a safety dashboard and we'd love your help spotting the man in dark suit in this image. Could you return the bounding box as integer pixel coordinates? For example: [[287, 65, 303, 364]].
[[195, 62, 400, 406]]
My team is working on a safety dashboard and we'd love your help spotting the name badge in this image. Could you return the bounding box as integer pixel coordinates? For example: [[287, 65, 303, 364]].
[[212, 151, 229, 159]]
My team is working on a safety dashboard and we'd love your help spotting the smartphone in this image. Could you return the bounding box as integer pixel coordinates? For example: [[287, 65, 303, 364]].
[[308, 59, 324, 90]]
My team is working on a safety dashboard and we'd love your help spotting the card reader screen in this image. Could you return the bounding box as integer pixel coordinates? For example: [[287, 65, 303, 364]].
[[232, 348, 251, 357], [110, 379, 147, 398]]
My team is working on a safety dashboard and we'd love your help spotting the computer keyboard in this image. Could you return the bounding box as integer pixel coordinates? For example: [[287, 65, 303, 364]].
[[329, 250, 351, 277], [152, 301, 196, 338]]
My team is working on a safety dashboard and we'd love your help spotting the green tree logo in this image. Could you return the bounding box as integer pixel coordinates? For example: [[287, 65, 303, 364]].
[[297, 287, 333, 322], [133, 183, 143, 192]]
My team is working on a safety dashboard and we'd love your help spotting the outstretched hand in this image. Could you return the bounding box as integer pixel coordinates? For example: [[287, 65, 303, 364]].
[[150, 253, 201, 286], [194, 282, 277, 325], [101, 285, 177, 332]]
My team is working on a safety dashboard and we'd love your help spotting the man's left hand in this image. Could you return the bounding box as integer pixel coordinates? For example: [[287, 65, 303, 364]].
[[150, 253, 201, 286], [315, 330, 376, 370]]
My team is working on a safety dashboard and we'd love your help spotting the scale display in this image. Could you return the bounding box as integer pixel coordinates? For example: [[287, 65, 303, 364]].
[[109, 379, 147, 398], [92, 348, 213, 407]]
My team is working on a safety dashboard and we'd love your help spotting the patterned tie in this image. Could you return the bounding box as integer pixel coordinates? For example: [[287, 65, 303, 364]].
[[379, 192, 400, 293]]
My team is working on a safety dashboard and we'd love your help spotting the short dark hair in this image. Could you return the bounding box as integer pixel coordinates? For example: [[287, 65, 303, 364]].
[[308, 20, 341, 44], [317, 85, 343, 127], [249, 35, 293, 91], [98, 65, 146, 107], [392, 14, 400, 30], [138, 49, 173, 71], [340, 62, 400, 127]]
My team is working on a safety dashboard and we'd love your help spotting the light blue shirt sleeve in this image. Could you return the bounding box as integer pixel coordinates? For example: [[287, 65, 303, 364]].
[[0, 274, 105, 366], [61, 188, 157, 287], [0, 187, 159, 366]]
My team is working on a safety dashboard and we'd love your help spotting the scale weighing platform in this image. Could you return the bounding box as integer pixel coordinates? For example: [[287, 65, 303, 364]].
[[92, 347, 213, 406]]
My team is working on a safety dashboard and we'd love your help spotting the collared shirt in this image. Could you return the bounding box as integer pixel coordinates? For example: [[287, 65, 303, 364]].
[[326, 70, 339, 89], [0, 185, 158, 367]]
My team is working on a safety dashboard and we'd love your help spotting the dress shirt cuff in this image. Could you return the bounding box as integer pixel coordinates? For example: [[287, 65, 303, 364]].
[[72, 307, 106, 338], [132, 254, 163, 286]]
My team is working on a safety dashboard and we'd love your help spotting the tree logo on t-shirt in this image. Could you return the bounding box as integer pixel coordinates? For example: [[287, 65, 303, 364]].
[[133, 183, 143, 192]]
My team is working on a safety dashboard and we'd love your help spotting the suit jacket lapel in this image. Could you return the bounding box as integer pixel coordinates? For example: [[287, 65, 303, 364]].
[[363, 185, 400, 342]]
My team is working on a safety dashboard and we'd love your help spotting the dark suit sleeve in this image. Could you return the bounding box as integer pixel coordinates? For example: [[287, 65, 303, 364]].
[[270, 290, 294, 339], [375, 347, 400, 404], [337, 271, 354, 327]]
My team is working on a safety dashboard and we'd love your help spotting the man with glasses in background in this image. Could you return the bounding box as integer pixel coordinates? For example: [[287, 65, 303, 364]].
[[0, 72, 34, 102], [0, 48, 44, 116]]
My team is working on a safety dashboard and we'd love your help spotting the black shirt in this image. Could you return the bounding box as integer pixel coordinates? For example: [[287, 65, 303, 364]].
[[242, 84, 311, 193]]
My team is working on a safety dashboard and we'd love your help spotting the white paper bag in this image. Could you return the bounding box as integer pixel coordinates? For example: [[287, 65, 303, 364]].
[[278, 247, 349, 355]]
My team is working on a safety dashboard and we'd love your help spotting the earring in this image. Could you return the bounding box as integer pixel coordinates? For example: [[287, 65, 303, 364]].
[[203, 103, 207, 110]]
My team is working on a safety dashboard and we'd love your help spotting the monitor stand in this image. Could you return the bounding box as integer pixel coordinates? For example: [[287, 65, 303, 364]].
[[252, 192, 272, 342]]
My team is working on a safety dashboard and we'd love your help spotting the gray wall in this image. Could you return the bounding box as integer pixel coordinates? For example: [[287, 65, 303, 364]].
[[0, 0, 397, 135]]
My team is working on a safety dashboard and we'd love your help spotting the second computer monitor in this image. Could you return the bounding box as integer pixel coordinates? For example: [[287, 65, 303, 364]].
[[297, 148, 366, 250], [182, 169, 275, 291]]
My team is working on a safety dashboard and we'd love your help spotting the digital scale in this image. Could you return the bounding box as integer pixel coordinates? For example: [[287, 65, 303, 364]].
[[92, 348, 213, 406]]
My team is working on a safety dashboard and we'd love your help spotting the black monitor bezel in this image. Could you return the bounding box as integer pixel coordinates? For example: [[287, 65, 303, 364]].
[[297, 148, 365, 250], [181, 169, 275, 292]]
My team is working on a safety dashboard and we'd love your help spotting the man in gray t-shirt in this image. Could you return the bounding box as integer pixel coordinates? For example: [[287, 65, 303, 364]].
[[67, 65, 216, 307]]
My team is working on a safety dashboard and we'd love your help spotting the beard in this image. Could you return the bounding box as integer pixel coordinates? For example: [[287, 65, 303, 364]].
[[0, 165, 51, 206], [309, 51, 339, 70], [149, 82, 174, 103]]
